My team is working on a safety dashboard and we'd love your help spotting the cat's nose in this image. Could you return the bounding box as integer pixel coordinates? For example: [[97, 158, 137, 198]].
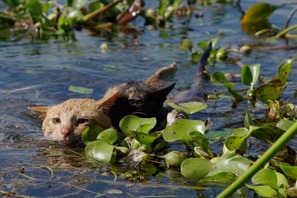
[[62, 128, 71, 140]]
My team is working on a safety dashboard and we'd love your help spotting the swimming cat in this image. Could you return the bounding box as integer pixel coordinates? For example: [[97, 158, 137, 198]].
[[29, 91, 119, 141], [30, 63, 176, 141]]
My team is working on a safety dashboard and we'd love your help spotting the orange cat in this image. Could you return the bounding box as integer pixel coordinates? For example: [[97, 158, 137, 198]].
[[30, 63, 177, 142], [29, 91, 119, 141]]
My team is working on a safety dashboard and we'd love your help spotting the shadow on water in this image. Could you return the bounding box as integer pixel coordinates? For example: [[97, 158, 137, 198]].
[[1, 0, 297, 197]]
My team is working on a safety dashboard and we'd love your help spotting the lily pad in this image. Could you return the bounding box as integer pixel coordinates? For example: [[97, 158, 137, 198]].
[[181, 158, 213, 180], [119, 115, 156, 136], [85, 140, 115, 162]]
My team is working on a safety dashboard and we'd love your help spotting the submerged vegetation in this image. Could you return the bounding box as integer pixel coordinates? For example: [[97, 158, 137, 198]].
[[2, 0, 297, 197]]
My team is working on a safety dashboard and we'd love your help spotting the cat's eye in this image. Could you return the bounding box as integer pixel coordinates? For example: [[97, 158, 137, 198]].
[[76, 118, 89, 126], [52, 118, 61, 124]]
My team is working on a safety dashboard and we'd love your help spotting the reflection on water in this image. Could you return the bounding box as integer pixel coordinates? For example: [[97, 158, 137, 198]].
[[0, 0, 297, 197]]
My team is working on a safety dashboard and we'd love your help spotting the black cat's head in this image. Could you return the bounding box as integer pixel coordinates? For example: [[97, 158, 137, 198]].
[[109, 82, 175, 128]]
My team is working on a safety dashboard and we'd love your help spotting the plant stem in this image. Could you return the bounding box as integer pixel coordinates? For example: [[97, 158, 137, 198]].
[[217, 121, 297, 198], [80, 0, 123, 23]]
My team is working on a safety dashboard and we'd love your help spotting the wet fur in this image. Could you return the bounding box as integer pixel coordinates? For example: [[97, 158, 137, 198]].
[[29, 63, 176, 141]]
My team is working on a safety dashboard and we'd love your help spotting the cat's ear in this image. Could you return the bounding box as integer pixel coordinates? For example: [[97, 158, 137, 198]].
[[28, 106, 49, 120], [152, 83, 175, 101], [97, 90, 120, 113]]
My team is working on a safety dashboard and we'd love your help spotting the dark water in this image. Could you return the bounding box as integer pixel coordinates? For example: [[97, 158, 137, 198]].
[[1, 0, 297, 197]]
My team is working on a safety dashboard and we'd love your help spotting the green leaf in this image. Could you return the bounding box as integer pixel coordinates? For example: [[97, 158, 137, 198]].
[[241, 64, 261, 88], [276, 162, 297, 180], [277, 119, 296, 131], [2, 0, 24, 9], [160, 151, 186, 167], [275, 172, 289, 189], [68, 85, 93, 94], [97, 128, 118, 145], [119, 115, 157, 136], [209, 153, 250, 177], [252, 168, 278, 189], [246, 184, 278, 197], [200, 172, 237, 183], [181, 158, 213, 180], [82, 125, 105, 144], [251, 123, 283, 144], [227, 88, 244, 101], [198, 38, 218, 51], [224, 128, 249, 151], [85, 140, 115, 162], [241, 3, 280, 23], [134, 131, 161, 145], [191, 51, 201, 63], [211, 71, 227, 85], [278, 58, 295, 85], [158, 0, 169, 16], [167, 102, 207, 115], [24, 0, 42, 17], [162, 119, 205, 146], [255, 82, 286, 103]]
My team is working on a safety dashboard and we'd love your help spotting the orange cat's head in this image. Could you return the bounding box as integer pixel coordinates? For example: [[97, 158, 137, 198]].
[[29, 91, 119, 141]]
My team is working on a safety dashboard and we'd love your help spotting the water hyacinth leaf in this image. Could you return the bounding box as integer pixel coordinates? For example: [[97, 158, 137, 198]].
[[246, 184, 278, 197], [68, 85, 93, 94], [120, 115, 157, 136], [241, 64, 261, 87], [241, 3, 279, 23], [225, 128, 249, 151], [2, 0, 24, 9], [198, 38, 218, 51], [211, 71, 227, 84], [160, 151, 186, 167], [190, 131, 211, 155], [277, 58, 295, 85], [209, 153, 250, 177], [82, 125, 105, 144], [162, 119, 205, 145], [158, 0, 169, 16], [255, 82, 286, 103], [252, 168, 278, 189], [277, 119, 296, 131], [251, 123, 284, 143], [134, 131, 161, 145], [24, 0, 43, 17], [168, 102, 207, 115], [181, 158, 213, 180], [276, 162, 297, 180], [227, 88, 244, 101], [275, 172, 290, 189], [199, 172, 237, 183], [85, 140, 115, 162], [97, 128, 118, 145], [191, 51, 201, 63]]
